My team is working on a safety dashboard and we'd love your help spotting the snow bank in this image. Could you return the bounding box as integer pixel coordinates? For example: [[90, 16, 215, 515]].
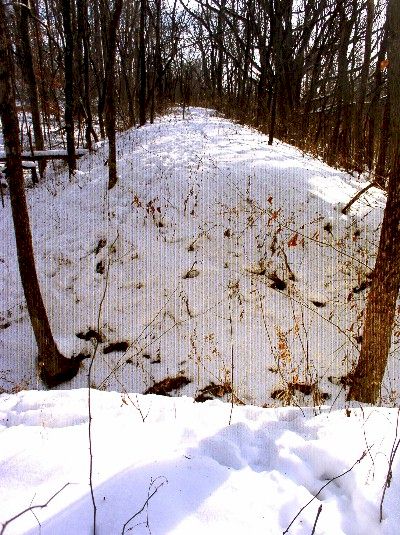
[[0, 389, 399, 534]]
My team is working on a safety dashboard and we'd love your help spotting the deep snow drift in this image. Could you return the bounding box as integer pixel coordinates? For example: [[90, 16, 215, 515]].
[[1, 389, 400, 535], [0, 107, 398, 407]]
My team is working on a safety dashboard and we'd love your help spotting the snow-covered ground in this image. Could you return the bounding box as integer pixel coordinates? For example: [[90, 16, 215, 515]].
[[1, 107, 398, 406], [1, 389, 400, 534], [1, 108, 400, 534]]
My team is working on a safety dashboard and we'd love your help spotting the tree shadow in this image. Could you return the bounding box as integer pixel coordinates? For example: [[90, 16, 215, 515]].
[[22, 419, 287, 535]]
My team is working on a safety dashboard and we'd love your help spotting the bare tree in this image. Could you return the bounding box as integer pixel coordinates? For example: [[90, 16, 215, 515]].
[[347, 0, 400, 404], [77, 0, 98, 150], [0, 0, 80, 387], [62, 0, 76, 174], [15, 0, 45, 179], [105, 0, 124, 189], [138, 0, 147, 126]]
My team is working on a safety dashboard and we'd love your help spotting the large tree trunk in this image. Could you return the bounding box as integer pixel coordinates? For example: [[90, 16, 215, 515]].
[[62, 0, 76, 175], [0, 1, 80, 387], [347, 0, 400, 404]]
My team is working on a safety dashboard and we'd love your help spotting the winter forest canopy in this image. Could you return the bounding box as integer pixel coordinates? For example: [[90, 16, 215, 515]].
[[0, 0, 396, 176]]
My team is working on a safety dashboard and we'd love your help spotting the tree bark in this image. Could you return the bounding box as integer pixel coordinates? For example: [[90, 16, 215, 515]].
[[62, 0, 76, 175], [77, 0, 97, 150], [0, 0, 80, 387], [354, 0, 374, 168], [105, 0, 124, 189], [138, 0, 147, 126], [15, 0, 45, 179], [347, 0, 400, 404]]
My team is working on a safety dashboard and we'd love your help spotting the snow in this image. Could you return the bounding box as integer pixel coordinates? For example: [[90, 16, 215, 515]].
[[1, 107, 400, 533], [1, 107, 398, 406], [0, 389, 400, 534]]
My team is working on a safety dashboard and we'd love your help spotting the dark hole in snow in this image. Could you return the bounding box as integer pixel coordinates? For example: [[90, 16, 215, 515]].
[[183, 267, 200, 279], [271, 389, 287, 400], [311, 300, 326, 308], [272, 382, 330, 400], [95, 238, 107, 255], [268, 273, 286, 291], [195, 381, 232, 402], [126, 358, 133, 364], [76, 329, 104, 343], [103, 341, 129, 354], [0, 322, 11, 330], [96, 260, 105, 274], [353, 280, 370, 293], [144, 375, 191, 396], [224, 228, 231, 238]]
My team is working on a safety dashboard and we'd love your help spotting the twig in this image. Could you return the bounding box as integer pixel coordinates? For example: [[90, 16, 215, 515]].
[[258, 279, 359, 352], [283, 450, 366, 534], [121, 476, 168, 534], [228, 305, 234, 425], [380, 409, 400, 522], [0, 483, 70, 535], [310, 504, 322, 535], [98, 292, 226, 390], [88, 233, 118, 535], [341, 181, 380, 215], [97, 284, 182, 389]]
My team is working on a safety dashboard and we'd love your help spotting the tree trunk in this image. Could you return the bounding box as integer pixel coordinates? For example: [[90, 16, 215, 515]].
[[366, 14, 388, 173], [138, 0, 147, 126], [77, 0, 97, 150], [347, 0, 400, 404], [16, 0, 45, 180], [105, 0, 124, 190], [62, 0, 76, 175], [0, 1, 80, 387], [354, 0, 374, 168]]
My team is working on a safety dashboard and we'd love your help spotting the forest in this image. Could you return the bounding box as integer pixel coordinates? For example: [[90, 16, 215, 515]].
[[0, 0, 399, 397], [1, 0, 400, 533], [0, 0, 397, 178]]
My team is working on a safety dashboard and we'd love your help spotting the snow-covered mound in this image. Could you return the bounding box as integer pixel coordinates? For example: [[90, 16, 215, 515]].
[[1, 107, 398, 406], [0, 389, 399, 534]]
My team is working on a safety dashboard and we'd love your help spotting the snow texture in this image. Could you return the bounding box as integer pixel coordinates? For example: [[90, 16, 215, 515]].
[[0, 107, 398, 408], [0, 389, 400, 534]]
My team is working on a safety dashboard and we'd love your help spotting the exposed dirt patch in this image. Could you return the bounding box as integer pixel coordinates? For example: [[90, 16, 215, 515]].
[[103, 341, 129, 354], [144, 375, 191, 396], [195, 381, 232, 402], [76, 329, 104, 343]]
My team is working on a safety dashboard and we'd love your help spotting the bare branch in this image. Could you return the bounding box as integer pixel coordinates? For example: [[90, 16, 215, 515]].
[[283, 451, 367, 534], [0, 484, 70, 535]]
